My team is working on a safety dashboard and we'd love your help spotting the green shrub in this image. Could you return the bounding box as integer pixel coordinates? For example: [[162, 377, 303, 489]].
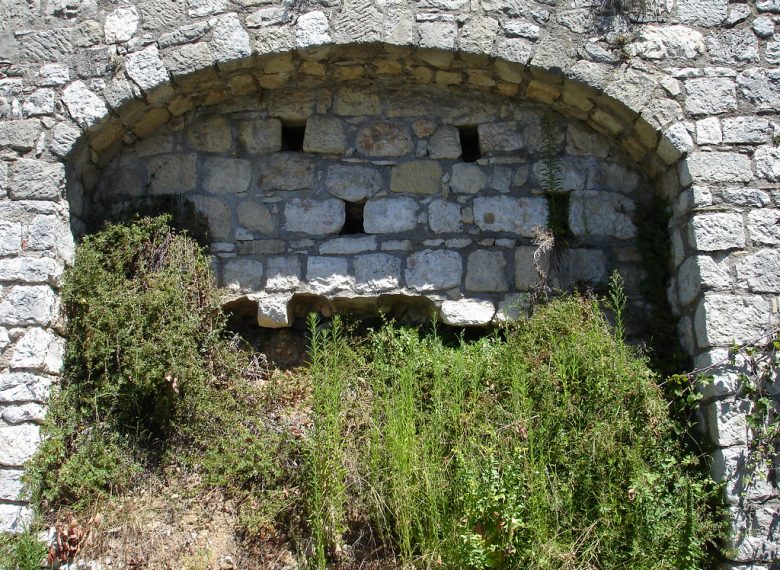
[[0, 529, 47, 570]]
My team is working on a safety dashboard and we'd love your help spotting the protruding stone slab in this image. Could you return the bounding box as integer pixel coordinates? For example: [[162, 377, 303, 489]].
[[440, 299, 496, 326]]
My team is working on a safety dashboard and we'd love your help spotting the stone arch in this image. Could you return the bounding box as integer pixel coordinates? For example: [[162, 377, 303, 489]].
[[1, 1, 778, 563], [60, 44, 681, 332]]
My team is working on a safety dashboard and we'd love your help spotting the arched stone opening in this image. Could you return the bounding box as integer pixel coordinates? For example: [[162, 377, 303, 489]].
[[61, 45, 684, 337]]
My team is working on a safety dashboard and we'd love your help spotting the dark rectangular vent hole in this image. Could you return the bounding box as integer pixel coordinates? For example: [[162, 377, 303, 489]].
[[458, 126, 480, 162], [546, 191, 571, 241], [281, 123, 306, 151], [341, 201, 365, 235]]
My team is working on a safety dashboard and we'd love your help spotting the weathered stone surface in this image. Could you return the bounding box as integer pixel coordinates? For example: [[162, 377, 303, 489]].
[[736, 249, 780, 293], [722, 118, 770, 145], [105, 6, 139, 43], [681, 152, 753, 184], [465, 250, 508, 292], [629, 25, 705, 60], [163, 42, 214, 78], [459, 16, 499, 54], [364, 197, 417, 233], [753, 16, 775, 37], [657, 122, 694, 164], [284, 199, 345, 235], [334, 86, 381, 116], [390, 161, 442, 195], [188, 0, 226, 17], [0, 258, 62, 285], [187, 116, 232, 153], [0, 287, 57, 327], [126, 46, 170, 93], [223, 259, 264, 290], [688, 212, 745, 251], [569, 191, 636, 240], [38, 64, 70, 86], [684, 78, 736, 115], [737, 68, 780, 112], [265, 256, 302, 291], [706, 398, 750, 447], [428, 126, 461, 159], [473, 196, 547, 237], [202, 157, 251, 194], [0, 222, 18, 257], [695, 294, 771, 347], [10, 328, 63, 374], [356, 122, 413, 157], [677, 255, 731, 306], [239, 119, 281, 154], [306, 256, 352, 294], [9, 160, 64, 201], [296, 11, 331, 48], [677, 0, 727, 27], [428, 200, 462, 233], [450, 164, 487, 194], [62, 81, 107, 128], [325, 165, 381, 202], [695, 117, 721, 145], [26, 215, 74, 262], [0, 424, 40, 467], [247, 6, 287, 27], [440, 299, 495, 326], [0, 120, 41, 152], [22, 89, 55, 116], [0, 469, 24, 501], [210, 13, 251, 64], [256, 294, 292, 328], [747, 209, 780, 245], [478, 122, 524, 153], [354, 254, 401, 293], [405, 249, 462, 291], [259, 155, 315, 191], [706, 30, 759, 64], [754, 146, 780, 181], [1, 404, 46, 426], [237, 200, 275, 234], [0, 372, 52, 404], [419, 20, 457, 50], [303, 116, 347, 154], [16, 28, 73, 62], [147, 154, 197, 194]]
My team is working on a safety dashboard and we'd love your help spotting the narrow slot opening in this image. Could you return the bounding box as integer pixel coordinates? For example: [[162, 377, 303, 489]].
[[281, 123, 306, 151], [458, 126, 480, 162], [546, 191, 571, 242], [341, 201, 365, 235]]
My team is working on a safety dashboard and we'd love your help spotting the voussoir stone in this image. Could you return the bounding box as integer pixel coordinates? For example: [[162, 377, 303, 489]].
[[405, 249, 462, 291], [440, 299, 496, 326], [126, 46, 170, 93], [62, 81, 108, 128]]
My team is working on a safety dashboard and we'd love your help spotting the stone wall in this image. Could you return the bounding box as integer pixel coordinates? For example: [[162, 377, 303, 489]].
[[1, 0, 779, 565], [92, 83, 649, 328]]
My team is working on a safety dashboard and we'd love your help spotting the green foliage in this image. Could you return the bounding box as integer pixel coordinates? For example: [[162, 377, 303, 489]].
[[306, 296, 724, 568], [540, 113, 570, 244], [0, 529, 47, 570]]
